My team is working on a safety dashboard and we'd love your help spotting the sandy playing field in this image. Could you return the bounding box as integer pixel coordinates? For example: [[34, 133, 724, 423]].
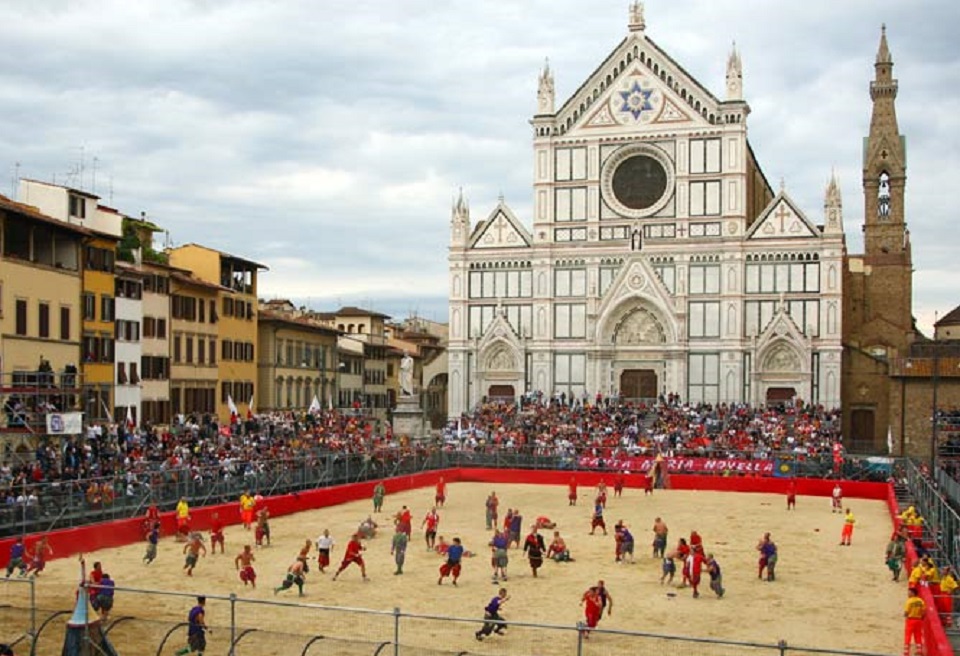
[[2, 482, 901, 655]]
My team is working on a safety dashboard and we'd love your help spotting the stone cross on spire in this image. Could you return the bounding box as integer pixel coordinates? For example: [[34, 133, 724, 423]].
[[725, 42, 743, 101], [628, 1, 645, 33], [537, 58, 555, 115]]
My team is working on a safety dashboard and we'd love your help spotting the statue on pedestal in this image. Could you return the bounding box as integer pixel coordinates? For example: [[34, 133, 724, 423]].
[[399, 352, 415, 397]]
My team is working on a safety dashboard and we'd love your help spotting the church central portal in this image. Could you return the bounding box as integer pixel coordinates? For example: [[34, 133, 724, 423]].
[[620, 369, 657, 402]]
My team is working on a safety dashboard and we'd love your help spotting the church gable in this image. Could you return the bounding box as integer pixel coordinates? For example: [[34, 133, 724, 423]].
[[594, 254, 679, 344], [576, 64, 705, 133], [557, 35, 720, 137], [756, 301, 809, 355], [746, 193, 820, 241], [470, 203, 532, 250]]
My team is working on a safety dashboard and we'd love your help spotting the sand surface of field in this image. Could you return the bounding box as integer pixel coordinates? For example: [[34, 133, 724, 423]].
[[1, 482, 902, 655]]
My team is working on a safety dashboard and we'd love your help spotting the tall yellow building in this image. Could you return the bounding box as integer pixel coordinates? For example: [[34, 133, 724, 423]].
[[168, 270, 220, 418], [168, 244, 266, 422], [80, 231, 119, 422], [0, 195, 85, 438]]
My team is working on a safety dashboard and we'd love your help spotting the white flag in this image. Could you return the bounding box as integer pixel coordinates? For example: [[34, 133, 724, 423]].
[[887, 426, 894, 455], [125, 405, 135, 429], [227, 394, 239, 418], [308, 395, 322, 414]]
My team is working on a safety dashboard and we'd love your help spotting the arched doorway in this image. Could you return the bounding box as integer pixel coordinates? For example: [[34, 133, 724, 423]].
[[487, 385, 515, 403], [620, 370, 657, 402], [765, 386, 796, 407]]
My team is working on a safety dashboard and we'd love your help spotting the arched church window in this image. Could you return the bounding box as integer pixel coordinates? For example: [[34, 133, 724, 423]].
[[878, 171, 891, 219]]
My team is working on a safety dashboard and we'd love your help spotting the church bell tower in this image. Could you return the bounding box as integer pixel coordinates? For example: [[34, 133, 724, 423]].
[[861, 24, 912, 333]]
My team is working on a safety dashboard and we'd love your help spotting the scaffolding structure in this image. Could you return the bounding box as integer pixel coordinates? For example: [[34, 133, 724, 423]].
[[0, 365, 84, 439]]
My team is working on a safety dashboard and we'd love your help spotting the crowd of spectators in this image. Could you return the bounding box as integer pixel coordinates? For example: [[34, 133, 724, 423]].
[[1, 394, 844, 533], [445, 393, 842, 462]]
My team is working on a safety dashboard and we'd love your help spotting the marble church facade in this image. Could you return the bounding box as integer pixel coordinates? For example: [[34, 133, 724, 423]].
[[447, 4, 848, 417]]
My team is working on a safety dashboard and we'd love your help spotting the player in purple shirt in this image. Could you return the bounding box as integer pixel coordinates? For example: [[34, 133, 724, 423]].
[[475, 588, 510, 641], [5, 538, 26, 578]]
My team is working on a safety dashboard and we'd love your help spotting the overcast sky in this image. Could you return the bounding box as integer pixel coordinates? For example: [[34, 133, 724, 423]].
[[1, 1, 956, 331]]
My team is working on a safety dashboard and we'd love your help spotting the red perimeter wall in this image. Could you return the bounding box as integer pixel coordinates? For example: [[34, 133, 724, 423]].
[[2, 469, 946, 655]]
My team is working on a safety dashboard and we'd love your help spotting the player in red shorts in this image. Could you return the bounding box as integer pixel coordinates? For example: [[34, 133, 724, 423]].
[[786, 480, 797, 510], [568, 477, 578, 506], [613, 472, 625, 498], [580, 586, 603, 639], [209, 513, 225, 554], [255, 508, 271, 547], [438, 537, 465, 586], [688, 546, 705, 598], [643, 471, 654, 496], [422, 508, 440, 551], [596, 481, 608, 508], [589, 500, 607, 536], [25, 536, 53, 576], [534, 516, 556, 530], [332, 533, 368, 581], [142, 503, 160, 540], [395, 506, 413, 539], [235, 545, 256, 588], [689, 530, 703, 551], [315, 529, 334, 573], [435, 476, 447, 508]]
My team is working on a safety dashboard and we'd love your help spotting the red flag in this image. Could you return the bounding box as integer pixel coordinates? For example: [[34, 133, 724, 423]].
[[227, 394, 239, 424]]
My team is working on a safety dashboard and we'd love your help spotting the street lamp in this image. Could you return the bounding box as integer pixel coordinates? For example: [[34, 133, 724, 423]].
[[336, 361, 346, 411], [901, 360, 912, 457], [932, 319, 940, 474]]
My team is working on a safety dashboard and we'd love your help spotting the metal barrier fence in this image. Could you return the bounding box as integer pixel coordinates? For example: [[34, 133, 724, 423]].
[[1, 447, 895, 538], [906, 459, 960, 576], [9, 584, 897, 656]]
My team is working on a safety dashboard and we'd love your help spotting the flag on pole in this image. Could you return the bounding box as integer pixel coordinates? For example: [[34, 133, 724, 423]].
[[887, 426, 894, 455], [308, 394, 322, 414], [247, 394, 255, 421], [457, 418, 463, 441], [125, 405, 135, 430], [100, 398, 115, 425], [227, 394, 239, 424]]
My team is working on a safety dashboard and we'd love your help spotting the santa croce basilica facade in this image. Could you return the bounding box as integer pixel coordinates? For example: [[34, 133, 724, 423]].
[[447, 4, 914, 454]]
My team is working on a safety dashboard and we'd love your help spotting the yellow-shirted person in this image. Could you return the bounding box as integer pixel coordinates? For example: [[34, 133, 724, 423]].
[[908, 561, 926, 588], [940, 567, 958, 628], [176, 497, 191, 542], [903, 587, 925, 656], [840, 508, 856, 546], [240, 491, 256, 530]]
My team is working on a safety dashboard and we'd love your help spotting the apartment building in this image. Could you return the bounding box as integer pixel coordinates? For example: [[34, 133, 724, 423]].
[[169, 271, 220, 419], [168, 244, 265, 422], [18, 180, 124, 423], [0, 195, 85, 434], [114, 262, 143, 426], [257, 309, 340, 411], [139, 262, 173, 425]]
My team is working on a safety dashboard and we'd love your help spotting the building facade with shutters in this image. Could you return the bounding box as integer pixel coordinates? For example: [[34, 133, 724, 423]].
[[168, 244, 266, 422], [447, 5, 847, 417]]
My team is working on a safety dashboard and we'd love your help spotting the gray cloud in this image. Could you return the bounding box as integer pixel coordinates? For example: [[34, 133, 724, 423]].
[[1, 0, 955, 332]]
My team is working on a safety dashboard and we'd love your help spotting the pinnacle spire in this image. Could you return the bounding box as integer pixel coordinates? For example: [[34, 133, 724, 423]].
[[537, 57, 555, 114], [876, 24, 892, 65], [725, 41, 743, 101]]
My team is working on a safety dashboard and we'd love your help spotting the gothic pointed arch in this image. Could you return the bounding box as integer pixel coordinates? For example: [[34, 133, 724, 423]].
[[476, 308, 524, 374], [595, 255, 678, 345]]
